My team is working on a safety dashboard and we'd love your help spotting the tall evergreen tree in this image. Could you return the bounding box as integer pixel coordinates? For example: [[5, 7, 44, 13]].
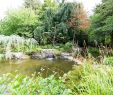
[[34, 1, 89, 45]]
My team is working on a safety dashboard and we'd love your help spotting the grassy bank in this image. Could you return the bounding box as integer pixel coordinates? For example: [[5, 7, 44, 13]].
[[66, 63, 113, 95]]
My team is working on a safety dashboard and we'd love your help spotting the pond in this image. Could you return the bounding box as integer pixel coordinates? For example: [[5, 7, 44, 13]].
[[0, 59, 74, 77]]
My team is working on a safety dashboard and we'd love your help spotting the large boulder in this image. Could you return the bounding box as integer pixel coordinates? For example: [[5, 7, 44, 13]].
[[41, 49, 55, 58], [31, 52, 45, 59], [31, 49, 55, 59]]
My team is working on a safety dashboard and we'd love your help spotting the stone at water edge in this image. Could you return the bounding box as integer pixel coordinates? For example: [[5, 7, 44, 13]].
[[12, 52, 30, 59], [41, 49, 55, 58], [60, 52, 72, 59], [46, 58, 54, 60], [31, 52, 45, 59], [21, 55, 30, 59], [31, 49, 56, 59]]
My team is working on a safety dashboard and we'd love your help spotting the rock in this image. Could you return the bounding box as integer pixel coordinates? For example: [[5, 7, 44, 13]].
[[60, 53, 72, 59], [67, 56, 74, 61], [46, 58, 54, 60], [42, 49, 55, 58], [21, 55, 30, 59], [60, 52, 83, 64], [31, 49, 55, 59], [45, 53, 55, 58], [12, 52, 30, 59], [31, 52, 45, 59]]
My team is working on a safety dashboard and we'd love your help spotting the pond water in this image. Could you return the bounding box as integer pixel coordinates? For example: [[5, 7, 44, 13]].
[[0, 59, 74, 77]]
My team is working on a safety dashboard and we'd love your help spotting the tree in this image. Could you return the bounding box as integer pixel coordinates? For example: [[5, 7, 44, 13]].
[[24, 0, 41, 11], [0, 8, 37, 38], [33, 0, 58, 45], [67, 3, 89, 45], [90, 0, 113, 46], [34, 1, 89, 45]]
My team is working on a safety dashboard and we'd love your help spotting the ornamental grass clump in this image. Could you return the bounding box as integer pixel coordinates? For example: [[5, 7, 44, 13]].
[[65, 63, 113, 95]]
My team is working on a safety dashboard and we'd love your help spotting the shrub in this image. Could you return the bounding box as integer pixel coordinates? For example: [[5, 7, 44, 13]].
[[0, 73, 72, 95], [62, 42, 73, 52], [88, 47, 100, 57], [38, 75, 72, 95]]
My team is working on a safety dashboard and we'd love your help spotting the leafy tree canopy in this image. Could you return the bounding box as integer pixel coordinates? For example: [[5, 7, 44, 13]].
[[90, 0, 113, 45], [0, 8, 37, 38]]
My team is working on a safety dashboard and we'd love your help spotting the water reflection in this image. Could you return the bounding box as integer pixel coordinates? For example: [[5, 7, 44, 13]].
[[0, 59, 74, 77]]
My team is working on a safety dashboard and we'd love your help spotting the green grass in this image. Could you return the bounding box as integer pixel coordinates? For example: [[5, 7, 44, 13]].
[[65, 63, 113, 95], [104, 57, 113, 65]]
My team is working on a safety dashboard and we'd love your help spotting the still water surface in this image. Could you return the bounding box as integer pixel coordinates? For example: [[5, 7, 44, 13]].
[[0, 59, 74, 77]]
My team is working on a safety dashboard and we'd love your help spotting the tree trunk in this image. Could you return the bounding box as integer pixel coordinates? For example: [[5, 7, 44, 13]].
[[72, 31, 76, 45], [53, 26, 57, 46], [111, 30, 113, 48]]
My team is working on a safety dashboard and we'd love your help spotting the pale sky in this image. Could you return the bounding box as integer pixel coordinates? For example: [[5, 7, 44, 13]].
[[74, 0, 101, 15], [0, 0, 102, 19]]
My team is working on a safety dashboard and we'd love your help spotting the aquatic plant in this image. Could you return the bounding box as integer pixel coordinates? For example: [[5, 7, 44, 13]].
[[0, 35, 37, 52]]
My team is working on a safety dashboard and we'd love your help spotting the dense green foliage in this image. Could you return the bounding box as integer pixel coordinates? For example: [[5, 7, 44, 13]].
[[0, 8, 37, 37], [0, 0, 89, 46], [0, 73, 72, 95], [0, 0, 113, 46], [90, 0, 113, 45]]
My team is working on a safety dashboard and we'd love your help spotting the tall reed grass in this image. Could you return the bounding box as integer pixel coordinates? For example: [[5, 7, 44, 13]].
[[65, 63, 113, 95]]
